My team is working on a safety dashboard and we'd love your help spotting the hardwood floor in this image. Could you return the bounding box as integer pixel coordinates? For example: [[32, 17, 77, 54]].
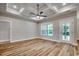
[[0, 38, 78, 56]]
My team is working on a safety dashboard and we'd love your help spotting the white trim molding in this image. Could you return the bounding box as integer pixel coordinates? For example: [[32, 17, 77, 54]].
[[10, 37, 39, 42]]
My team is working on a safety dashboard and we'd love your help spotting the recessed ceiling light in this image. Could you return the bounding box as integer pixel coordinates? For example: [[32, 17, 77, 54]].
[[13, 5, 17, 9], [62, 3, 66, 6], [52, 6, 58, 12], [19, 8, 24, 13]]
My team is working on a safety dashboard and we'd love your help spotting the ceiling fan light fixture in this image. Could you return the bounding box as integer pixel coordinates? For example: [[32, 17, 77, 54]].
[[31, 17, 40, 20], [31, 16, 45, 20], [39, 17, 45, 19], [36, 16, 40, 19], [36, 15, 45, 20]]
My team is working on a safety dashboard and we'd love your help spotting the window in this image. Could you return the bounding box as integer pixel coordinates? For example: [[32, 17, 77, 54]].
[[41, 24, 53, 36], [48, 24, 53, 36]]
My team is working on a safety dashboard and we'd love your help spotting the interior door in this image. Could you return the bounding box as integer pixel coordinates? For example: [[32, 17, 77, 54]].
[[0, 21, 10, 42], [59, 20, 74, 43]]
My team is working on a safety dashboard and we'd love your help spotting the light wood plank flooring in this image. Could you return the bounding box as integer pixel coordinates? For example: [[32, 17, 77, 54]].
[[0, 39, 78, 56]]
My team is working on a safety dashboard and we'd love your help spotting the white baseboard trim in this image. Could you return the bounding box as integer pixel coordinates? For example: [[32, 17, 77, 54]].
[[10, 37, 39, 42], [41, 37, 77, 46], [0, 40, 9, 42], [10, 37, 77, 46], [0, 41, 10, 44]]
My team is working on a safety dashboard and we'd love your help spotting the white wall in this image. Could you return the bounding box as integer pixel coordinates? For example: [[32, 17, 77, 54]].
[[38, 13, 77, 45], [0, 3, 6, 12], [0, 21, 10, 42], [12, 18, 38, 42], [0, 16, 38, 42], [77, 10, 79, 40]]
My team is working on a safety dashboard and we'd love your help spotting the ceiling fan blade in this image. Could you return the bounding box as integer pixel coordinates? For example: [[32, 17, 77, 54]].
[[30, 12, 36, 15], [40, 15, 47, 17], [37, 4, 39, 7], [40, 11, 43, 14]]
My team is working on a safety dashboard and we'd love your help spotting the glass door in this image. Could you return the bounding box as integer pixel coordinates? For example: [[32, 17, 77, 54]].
[[60, 21, 74, 42], [62, 23, 70, 41]]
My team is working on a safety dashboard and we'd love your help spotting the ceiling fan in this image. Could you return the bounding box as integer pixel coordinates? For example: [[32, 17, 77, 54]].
[[30, 4, 47, 19]]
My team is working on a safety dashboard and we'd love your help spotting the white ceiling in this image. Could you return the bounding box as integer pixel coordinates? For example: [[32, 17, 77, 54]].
[[6, 3, 78, 21]]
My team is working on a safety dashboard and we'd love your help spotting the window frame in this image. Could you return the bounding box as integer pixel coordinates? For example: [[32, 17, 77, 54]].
[[41, 23, 53, 36]]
